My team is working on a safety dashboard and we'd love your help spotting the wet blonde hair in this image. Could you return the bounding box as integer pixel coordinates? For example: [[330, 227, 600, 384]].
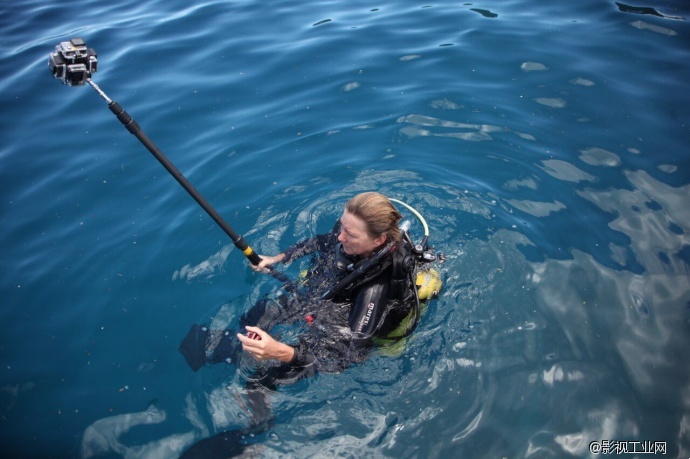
[[345, 192, 402, 243]]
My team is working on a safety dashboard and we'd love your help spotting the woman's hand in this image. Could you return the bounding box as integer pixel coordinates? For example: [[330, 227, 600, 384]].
[[251, 253, 286, 272], [236, 326, 295, 363]]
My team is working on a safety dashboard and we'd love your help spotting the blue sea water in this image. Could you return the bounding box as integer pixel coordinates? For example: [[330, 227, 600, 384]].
[[2, 0, 690, 457]]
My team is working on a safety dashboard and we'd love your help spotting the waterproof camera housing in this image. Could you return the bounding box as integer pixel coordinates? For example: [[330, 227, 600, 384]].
[[49, 38, 97, 86]]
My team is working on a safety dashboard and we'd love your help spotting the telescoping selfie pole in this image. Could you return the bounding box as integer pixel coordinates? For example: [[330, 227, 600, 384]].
[[48, 38, 266, 267]]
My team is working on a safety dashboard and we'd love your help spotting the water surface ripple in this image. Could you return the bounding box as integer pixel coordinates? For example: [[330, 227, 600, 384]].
[[1, 0, 689, 457]]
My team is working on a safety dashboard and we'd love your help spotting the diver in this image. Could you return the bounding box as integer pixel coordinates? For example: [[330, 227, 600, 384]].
[[238, 191, 423, 367], [180, 192, 442, 378]]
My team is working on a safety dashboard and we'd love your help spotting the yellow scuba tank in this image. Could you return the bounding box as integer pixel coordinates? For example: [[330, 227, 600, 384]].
[[416, 268, 442, 300], [376, 267, 442, 345], [370, 199, 444, 353]]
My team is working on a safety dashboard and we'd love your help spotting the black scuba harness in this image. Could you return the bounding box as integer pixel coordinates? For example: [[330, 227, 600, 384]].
[[320, 222, 438, 341], [320, 241, 397, 301]]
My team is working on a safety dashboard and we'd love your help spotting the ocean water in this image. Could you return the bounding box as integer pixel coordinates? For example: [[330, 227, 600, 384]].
[[1, 0, 690, 457]]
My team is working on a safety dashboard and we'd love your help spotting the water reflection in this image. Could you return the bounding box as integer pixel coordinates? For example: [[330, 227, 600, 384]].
[[81, 403, 196, 459], [569, 77, 595, 87], [534, 97, 567, 108], [579, 147, 621, 167], [397, 112, 534, 143], [539, 160, 595, 183], [629, 20, 678, 36], [578, 170, 690, 275], [505, 199, 565, 217], [514, 162, 689, 454]]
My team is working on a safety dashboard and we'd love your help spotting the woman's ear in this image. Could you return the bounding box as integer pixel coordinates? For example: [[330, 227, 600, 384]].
[[373, 234, 387, 247]]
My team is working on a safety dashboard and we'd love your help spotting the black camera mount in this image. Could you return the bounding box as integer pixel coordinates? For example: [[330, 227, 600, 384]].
[[49, 38, 98, 86]]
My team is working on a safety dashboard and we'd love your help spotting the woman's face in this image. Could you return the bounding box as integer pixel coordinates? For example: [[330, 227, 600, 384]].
[[337, 211, 386, 257]]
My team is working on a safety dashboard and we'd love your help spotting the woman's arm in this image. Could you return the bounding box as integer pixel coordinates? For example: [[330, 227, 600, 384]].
[[236, 326, 295, 363], [252, 230, 337, 272], [253, 253, 286, 271], [236, 326, 317, 367]]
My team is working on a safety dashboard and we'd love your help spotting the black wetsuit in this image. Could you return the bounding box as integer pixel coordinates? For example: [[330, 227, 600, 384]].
[[248, 224, 415, 372]]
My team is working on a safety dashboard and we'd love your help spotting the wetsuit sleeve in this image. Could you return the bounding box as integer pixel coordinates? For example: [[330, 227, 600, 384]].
[[348, 278, 391, 345], [288, 339, 316, 367], [282, 230, 336, 263]]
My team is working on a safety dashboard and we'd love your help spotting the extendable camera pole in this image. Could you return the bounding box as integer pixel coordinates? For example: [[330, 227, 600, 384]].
[[49, 38, 268, 268], [87, 80, 263, 266]]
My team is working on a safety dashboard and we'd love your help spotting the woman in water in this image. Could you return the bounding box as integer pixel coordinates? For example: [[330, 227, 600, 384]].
[[236, 191, 418, 371]]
